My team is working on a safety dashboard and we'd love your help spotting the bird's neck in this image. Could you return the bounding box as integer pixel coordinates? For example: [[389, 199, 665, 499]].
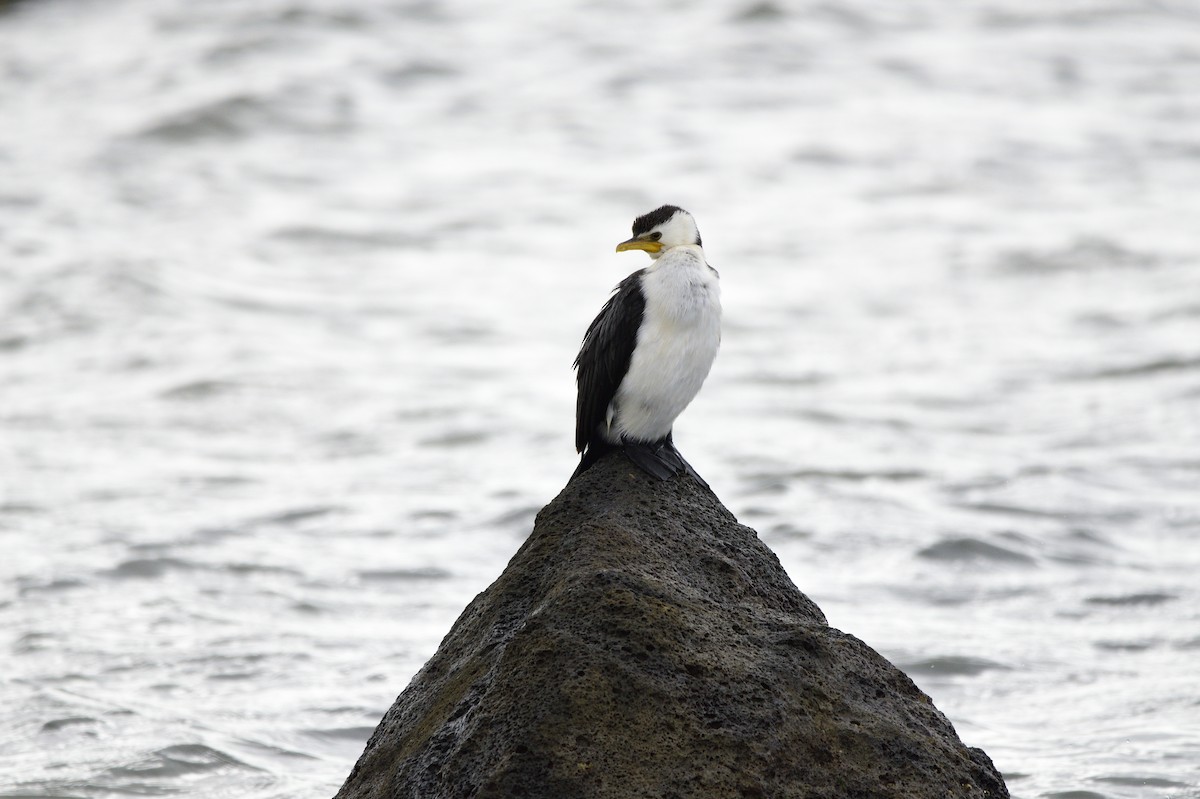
[[649, 244, 704, 263]]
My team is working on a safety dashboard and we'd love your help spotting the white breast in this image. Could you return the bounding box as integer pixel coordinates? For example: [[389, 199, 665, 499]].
[[608, 246, 722, 444]]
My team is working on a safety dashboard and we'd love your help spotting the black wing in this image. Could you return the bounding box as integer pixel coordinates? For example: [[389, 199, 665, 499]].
[[573, 270, 646, 454]]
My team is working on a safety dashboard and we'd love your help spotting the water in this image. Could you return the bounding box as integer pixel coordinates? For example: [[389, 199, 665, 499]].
[[3, 0, 1199, 796]]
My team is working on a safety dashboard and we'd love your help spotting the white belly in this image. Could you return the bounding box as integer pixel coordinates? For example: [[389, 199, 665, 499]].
[[608, 247, 721, 443]]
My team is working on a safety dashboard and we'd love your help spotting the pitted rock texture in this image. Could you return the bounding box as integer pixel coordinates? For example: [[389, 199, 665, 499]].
[[335, 453, 1008, 799]]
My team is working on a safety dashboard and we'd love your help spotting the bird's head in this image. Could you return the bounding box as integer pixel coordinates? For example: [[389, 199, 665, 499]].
[[615, 205, 702, 260]]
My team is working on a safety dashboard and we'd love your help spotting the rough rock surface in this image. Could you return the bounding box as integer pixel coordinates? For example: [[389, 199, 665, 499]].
[[335, 453, 1009, 799]]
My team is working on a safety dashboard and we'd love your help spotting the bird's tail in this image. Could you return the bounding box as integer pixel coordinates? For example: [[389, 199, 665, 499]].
[[623, 439, 682, 481], [623, 436, 711, 490], [571, 435, 710, 491]]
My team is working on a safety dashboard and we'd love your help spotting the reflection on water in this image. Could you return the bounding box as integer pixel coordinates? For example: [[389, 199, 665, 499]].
[[3, 1, 1199, 797]]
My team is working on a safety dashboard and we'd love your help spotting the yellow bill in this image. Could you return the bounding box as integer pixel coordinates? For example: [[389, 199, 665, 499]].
[[615, 238, 663, 254]]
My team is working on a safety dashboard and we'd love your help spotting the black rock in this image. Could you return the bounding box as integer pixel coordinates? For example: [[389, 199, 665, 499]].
[[335, 453, 1008, 799]]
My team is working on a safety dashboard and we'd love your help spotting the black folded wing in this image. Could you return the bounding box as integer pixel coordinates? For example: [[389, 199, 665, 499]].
[[573, 270, 646, 454]]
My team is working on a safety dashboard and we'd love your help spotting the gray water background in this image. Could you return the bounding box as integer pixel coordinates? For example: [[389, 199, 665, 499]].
[[3, 0, 1200, 796]]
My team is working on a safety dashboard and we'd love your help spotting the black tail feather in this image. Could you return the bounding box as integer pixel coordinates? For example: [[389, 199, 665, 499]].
[[624, 439, 680, 481], [672, 449, 711, 492], [571, 434, 709, 490]]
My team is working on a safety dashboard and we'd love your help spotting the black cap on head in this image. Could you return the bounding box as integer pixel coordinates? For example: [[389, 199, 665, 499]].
[[631, 204, 686, 237]]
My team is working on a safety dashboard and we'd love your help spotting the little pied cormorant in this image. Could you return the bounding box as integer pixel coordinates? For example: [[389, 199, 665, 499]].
[[572, 205, 721, 483]]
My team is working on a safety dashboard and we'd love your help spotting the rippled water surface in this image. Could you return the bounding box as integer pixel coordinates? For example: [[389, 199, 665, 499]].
[[3, 1, 1200, 796]]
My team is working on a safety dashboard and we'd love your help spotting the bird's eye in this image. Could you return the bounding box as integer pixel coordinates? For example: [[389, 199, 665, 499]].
[[647, 232, 662, 241]]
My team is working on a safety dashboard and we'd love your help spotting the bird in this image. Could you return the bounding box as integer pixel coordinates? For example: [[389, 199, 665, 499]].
[[572, 204, 721, 484]]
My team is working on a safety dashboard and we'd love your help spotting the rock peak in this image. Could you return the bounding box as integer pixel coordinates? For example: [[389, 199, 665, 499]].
[[336, 453, 1008, 798]]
